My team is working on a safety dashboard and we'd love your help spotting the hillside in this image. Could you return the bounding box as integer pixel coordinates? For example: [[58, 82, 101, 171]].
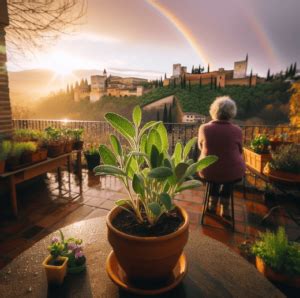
[[140, 81, 291, 124]]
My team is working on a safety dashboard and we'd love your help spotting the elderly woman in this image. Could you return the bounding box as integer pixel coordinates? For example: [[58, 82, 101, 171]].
[[198, 96, 246, 219]]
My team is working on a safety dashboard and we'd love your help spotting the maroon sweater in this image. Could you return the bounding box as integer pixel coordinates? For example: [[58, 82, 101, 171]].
[[198, 120, 246, 183]]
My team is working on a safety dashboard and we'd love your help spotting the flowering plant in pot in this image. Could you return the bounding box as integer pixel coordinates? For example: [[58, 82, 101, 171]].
[[251, 227, 300, 287], [43, 233, 68, 285], [94, 106, 217, 286], [61, 128, 74, 153], [263, 144, 300, 182]]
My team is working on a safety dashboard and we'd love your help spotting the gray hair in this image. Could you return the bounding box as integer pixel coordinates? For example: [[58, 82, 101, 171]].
[[209, 96, 237, 120]]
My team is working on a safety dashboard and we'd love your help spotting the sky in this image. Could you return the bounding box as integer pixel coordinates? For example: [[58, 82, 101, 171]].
[[7, 0, 300, 79]]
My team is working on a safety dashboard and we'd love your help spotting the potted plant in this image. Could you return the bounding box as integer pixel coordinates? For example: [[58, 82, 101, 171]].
[[71, 128, 84, 150], [251, 227, 300, 287], [263, 144, 300, 182], [5, 141, 26, 171], [244, 134, 271, 173], [94, 106, 217, 285], [0, 140, 11, 174], [42, 233, 68, 285], [61, 128, 74, 153], [84, 146, 100, 171], [45, 127, 64, 157], [20, 141, 39, 165]]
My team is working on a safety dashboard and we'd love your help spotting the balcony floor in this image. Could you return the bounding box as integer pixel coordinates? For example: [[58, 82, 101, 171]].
[[0, 168, 299, 296]]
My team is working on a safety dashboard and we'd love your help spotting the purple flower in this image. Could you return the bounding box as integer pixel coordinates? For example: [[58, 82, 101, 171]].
[[67, 242, 77, 251], [51, 236, 59, 244], [75, 251, 84, 259]]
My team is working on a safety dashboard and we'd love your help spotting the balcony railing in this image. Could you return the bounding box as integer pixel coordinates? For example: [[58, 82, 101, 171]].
[[12, 119, 300, 150]]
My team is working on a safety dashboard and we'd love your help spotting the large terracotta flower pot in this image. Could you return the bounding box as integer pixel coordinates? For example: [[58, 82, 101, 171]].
[[42, 255, 68, 285], [106, 206, 189, 284], [256, 257, 300, 288], [263, 164, 300, 183]]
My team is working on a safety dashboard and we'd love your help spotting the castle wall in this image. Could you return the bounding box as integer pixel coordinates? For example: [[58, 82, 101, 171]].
[[233, 61, 247, 79]]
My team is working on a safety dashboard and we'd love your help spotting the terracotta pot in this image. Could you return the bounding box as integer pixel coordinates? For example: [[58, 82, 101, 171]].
[[263, 165, 300, 183], [73, 141, 84, 150], [84, 153, 100, 171], [39, 148, 48, 161], [47, 143, 64, 157], [21, 151, 39, 164], [0, 160, 5, 174], [256, 257, 300, 288], [42, 255, 68, 285], [106, 206, 189, 284], [64, 141, 73, 153]]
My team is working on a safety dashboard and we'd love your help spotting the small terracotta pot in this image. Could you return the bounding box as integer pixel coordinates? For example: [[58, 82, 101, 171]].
[[64, 141, 73, 153], [43, 255, 68, 285], [256, 257, 300, 288], [106, 206, 189, 284], [39, 148, 48, 161], [0, 160, 5, 174], [21, 151, 39, 164], [73, 141, 84, 150], [47, 143, 64, 157]]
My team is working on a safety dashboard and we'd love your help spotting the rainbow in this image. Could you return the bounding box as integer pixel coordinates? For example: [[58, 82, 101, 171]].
[[146, 0, 279, 69], [146, 0, 209, 65]]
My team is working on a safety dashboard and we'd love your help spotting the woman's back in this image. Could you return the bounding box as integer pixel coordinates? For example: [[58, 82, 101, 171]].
[[198, 120, 246, 182]]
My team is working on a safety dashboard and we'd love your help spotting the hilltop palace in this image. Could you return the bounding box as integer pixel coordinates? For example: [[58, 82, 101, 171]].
[[74, 70, 147, 102], [74, 56, 263, 102]]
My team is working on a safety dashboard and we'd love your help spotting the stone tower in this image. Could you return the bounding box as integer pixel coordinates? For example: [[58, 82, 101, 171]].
[[233, 54, 248, 79]]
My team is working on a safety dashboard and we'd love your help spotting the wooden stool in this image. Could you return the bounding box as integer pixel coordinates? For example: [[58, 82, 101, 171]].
[[201, 181, 236, 230]]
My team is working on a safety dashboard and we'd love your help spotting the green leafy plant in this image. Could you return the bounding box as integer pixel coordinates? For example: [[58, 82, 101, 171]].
[[251, 227, 300, 275], [94, 106, 218, 226], [0, 140, 11, 161], [250, 134, 270, 154], [270, 144, 300, 174], [45, 127, 63, 142], [14, 129, 42, 142], [71, 129, 84, 142], [21, 141, 37, 153]]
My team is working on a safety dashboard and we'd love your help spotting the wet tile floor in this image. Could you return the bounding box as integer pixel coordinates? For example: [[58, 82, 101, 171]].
[[0, 167, 299, 296]]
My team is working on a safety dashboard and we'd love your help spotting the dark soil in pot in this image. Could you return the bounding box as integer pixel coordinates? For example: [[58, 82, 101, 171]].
[[47, 259, 65, 266], [84, 154, 100, 171], [112, 208, 184, 237]]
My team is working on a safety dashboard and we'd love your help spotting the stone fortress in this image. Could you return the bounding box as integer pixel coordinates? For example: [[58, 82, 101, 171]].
[[164, 55, 265, 88], [74, 69, 147, 102]]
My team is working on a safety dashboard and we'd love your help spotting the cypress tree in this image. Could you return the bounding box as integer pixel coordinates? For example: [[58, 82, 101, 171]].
[[192, 65, 194, 74], [249, 69, 253, 87], [168, 105, 172, 123], [289, 64, 293, 76], [172, 96, 176, 107], [164, 73, 167, 79], [293, 62, 297, 76], [215, 77, 217, 89], [285, 67, 289, 78], [266, 69, 270, 81], [198, 64, 201, 73], [156, 110, 160, 121], [207, 64, 210, 73], [210, 76, 213, 89], [163, 104, 168, 123]]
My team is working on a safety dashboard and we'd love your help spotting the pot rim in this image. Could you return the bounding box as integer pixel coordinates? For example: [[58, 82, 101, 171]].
[[106, 205, 189, 242]]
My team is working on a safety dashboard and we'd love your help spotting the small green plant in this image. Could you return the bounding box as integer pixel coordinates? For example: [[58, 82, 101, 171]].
[[94, 106, 218, 226], [71, 129, 84, 142], [0, 140, 11, 161], [21, 141, 37, 153], [14, 129, 42, 142], [250, 134, 270, 154], [270, 144, 300, 174], [251, 227, 300, 275], [45, 127, 63, 142], [84, 146, 100, 156]]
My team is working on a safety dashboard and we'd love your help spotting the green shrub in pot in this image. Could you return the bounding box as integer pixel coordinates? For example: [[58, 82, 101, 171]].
[[250, 134, 270, 154], [84, 146, 100, 171]]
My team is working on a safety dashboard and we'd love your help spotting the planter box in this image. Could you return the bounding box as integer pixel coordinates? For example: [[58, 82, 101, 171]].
[[256, 257, 300, 288], [47, 143, 64, 158], [243, 147, 271, 173]]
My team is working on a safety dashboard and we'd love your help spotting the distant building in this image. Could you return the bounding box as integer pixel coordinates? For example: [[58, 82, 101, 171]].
[[165, 55, 263, 88], [73, 69, 147, 102], [182, 112, 206, 124]]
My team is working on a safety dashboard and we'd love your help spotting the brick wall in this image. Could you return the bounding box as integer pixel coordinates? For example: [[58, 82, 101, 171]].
[[0, 0, 12, 138]]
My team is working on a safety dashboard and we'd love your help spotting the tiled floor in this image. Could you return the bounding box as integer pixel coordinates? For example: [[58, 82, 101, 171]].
[[0, 166, 299, 296]]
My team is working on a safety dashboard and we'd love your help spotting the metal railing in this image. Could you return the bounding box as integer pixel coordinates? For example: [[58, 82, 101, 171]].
[[12, 119, 300, 150]]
